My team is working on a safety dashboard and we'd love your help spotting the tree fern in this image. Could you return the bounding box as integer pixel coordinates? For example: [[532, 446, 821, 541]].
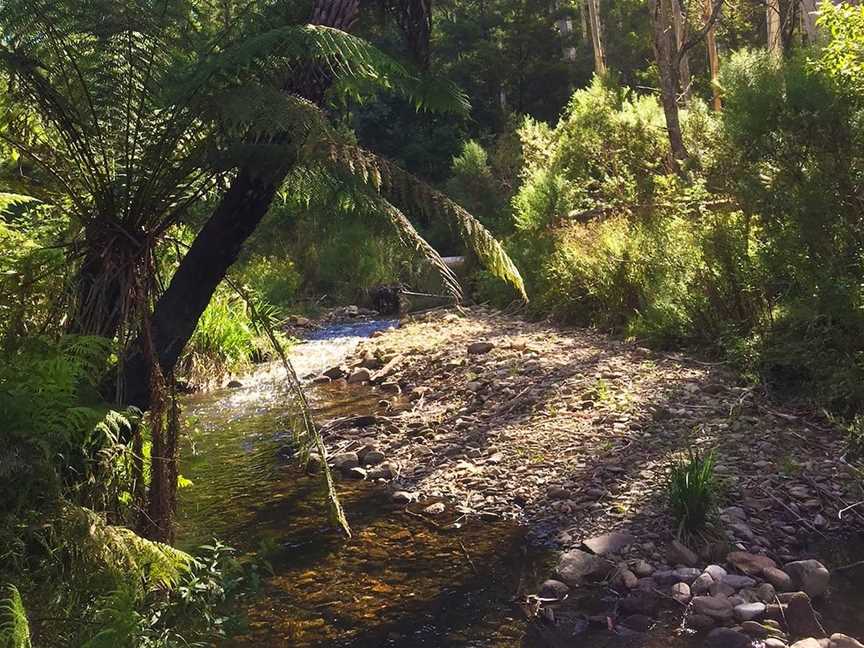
[[0, 586, 31, 648]]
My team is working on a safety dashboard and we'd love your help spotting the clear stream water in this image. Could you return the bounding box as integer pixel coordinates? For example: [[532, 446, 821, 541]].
[[175, 320, 864, 647]]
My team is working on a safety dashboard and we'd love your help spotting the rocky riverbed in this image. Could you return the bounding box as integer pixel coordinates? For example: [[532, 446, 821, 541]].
[[308, 305, 864, 645]]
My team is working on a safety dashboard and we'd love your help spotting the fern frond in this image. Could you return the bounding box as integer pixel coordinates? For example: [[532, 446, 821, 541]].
[[0, 193, 41, 217], [314, 143, 528, 301], [0, 586, 31, 648], [61, 504, 194, 590]]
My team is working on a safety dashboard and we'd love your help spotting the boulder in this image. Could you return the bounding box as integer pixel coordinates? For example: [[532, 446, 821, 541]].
[[322, 365, 345, 379], [673, 566, 701, 583], [728, 551, 778, 576], [581, 531, 635, 556], [361, 450, 386, 466], [791, 640, 826, 648], [786, 592, 826, 639], [691, 595, 734, 622], [346, 466, 367, 479], [785, 560, 830, 598], [704, 628, 754, 648], [557, 548, 613, 585], [687, 613, 716, 630], [830, 634, 864, 648], [538, 579, 569, 600], [705, 564, 728, 581], [692, 572, 714, 595], [723, 574, 757, 589], [734, 602, 766, 622]]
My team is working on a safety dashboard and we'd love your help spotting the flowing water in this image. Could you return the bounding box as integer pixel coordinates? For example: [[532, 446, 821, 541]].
[[175, 319, 864, 647]]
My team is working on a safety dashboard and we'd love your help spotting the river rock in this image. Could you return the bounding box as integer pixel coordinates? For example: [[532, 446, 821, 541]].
[[764, 566, 794, 591], [728, 551, 778, 576], [734, 602, 766, 622], [723, 574, 757, 589], [786, 592, 825, 638], [705, 564, 727, 581], [784, 560, 830, 598], [582, 531, 635, 555], [750, 584, 772, 602], [692, 595, 734, 622], [633, 559, 654, 577], [688, 613, 716, 630], [673, 566, 701, 583], [831, 634, 864, 648], [346, 466, 367, 479], [692, 572, 713, 595], [557, 548, 613, 585], [669, 539, 699, 566], [423, 502, 445, 515], [347, 368, 372, 383], [467, 341, 494, 354], [619, 591, 660, 616], [323, 365, 345, 379], [709, 580, 736, 597], [617, 569, 638, 589], [620, 614, 653, 632], [672, 582, 692, 604], [704, 628, 754, 648], [538, 579, 569, 600], [331, 451, 359, 469], [765, 640, 787, 648], [741, 621, 770, 638], [368, 461, 396, 480], [792, 640, 826, 648], [361, 449, 386, 466], [227, 379, 243, 388]]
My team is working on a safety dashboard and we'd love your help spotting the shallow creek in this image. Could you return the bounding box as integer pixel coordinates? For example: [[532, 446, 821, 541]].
[[175, 320, 864, 647]]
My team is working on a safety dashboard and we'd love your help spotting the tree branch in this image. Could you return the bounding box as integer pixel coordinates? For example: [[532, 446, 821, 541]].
[[676, 0, 724, 66]]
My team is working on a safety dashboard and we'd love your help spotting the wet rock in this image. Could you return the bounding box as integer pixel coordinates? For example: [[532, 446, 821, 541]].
[[734, 602, 766, 622], [705, 627, 754, 648], [688, 613, 716, 630], [368, 461, 396, 480], [227, 380, 243, 388], [391, 490, 415, 505], [467, 341, 494, 354], [784, 560, 830, 598], [741, 621, 770, 638], [692, 572, 713, 595], [709, 580, 736, 597], [331, 451, 359, 470], [830, 634, 864, 648], [346, 466, 367, 479], [791, 640, 825, 648], [347, 367, 372, 384], [786, 592, 825, 639], [728, 551, 778, 576], [653, 569, 677, 586], [617, 569, 638, 589], [765, 640, 787, 648], [692, 595, 734, 622], [619, 591, 660, 616], [669, 539, 699, 566], [557, 549, 613, 585], [582, 531, 635, 556], [538, 579, 569, 600], [764, 566, 794, 591], [672, 582, 692, 604], [723, 574, 757, 589], [620, 614, 653, 632]]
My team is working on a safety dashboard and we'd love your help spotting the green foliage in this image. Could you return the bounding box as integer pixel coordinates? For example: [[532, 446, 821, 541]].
[[668, 449, 718, 534], [0, 586, 31, 648]]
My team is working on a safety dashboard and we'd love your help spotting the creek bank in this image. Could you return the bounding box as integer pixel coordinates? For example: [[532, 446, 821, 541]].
[[313, 306, 864, 645]]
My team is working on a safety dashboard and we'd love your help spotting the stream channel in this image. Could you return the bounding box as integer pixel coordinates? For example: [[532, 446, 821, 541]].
[[174, 319, 864, 647]]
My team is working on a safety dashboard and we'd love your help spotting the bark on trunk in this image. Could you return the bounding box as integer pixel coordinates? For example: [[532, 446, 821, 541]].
[[767, 0, 783, 58], [671, 0, 691, 99], [69, 232, 130, 338], [122, 167, 283, 408], [703, 0, 722, 110], [801, 0, 818, 43], [586, 0, 606, 76], [652, 0, 689, 165]]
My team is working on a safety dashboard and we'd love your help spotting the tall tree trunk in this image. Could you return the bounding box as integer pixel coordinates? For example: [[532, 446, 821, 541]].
[[671, 0, 691, 99], [801, 0, 818, 43], [122, 0, 362, 411], [767, 0, 783, 58], [703, 0, 722, 110], [586, 0, 606, 75], [555, 0, 577, 63], [652, 0, 688, 165]]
